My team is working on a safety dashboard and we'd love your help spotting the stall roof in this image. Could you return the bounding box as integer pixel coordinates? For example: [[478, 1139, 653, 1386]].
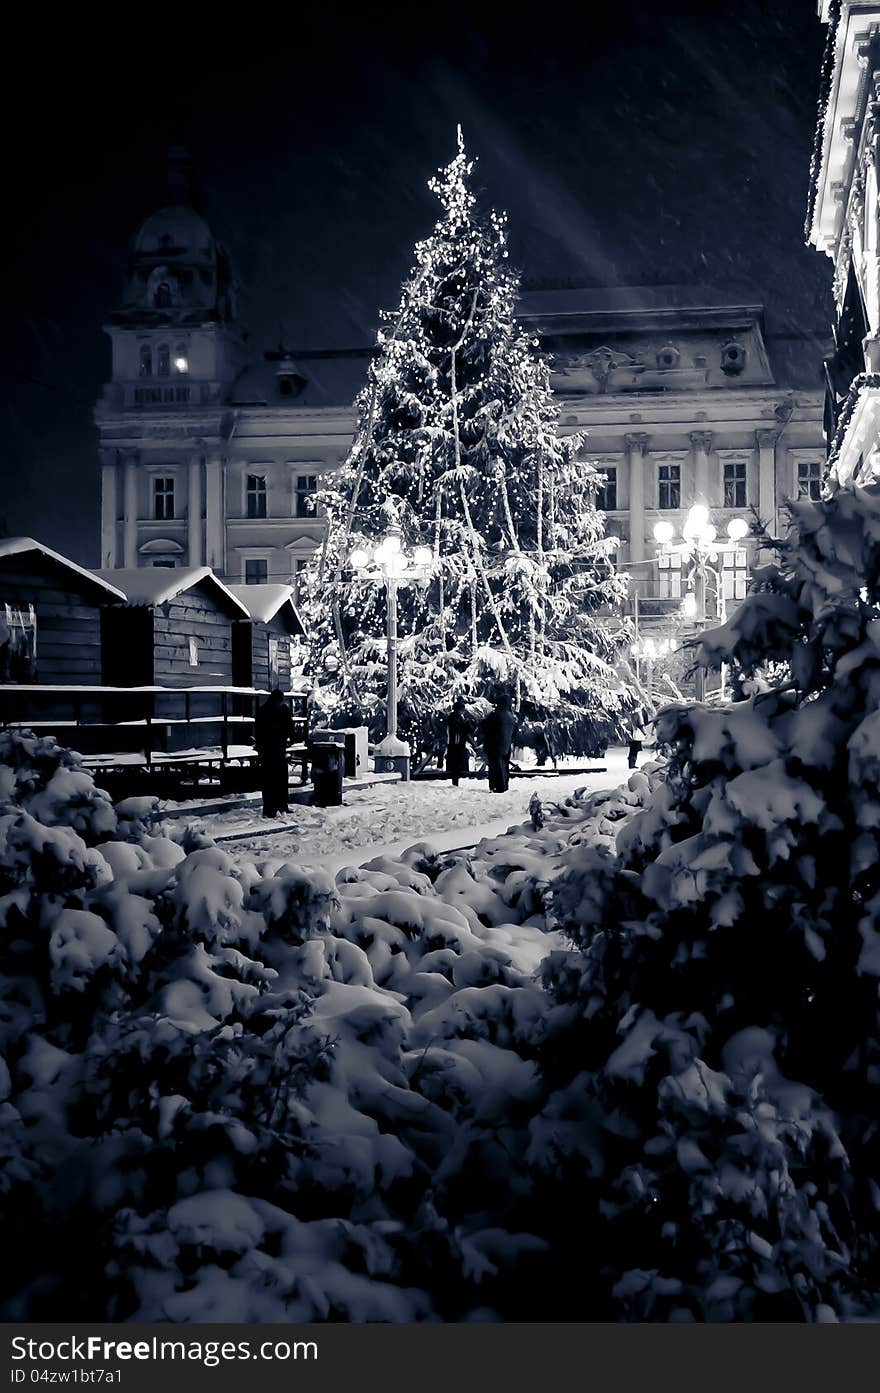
[[226, 583, 305, 634], [92, 566, 250, 618], [0, 537, 128, 602]]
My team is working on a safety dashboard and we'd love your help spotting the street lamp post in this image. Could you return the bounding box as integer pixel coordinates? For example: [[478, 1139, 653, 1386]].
[[349, 530, 433, 779], [653, 506, 748, 702]]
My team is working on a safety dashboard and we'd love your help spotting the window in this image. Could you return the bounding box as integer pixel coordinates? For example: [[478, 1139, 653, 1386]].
[[174, 343, 189, 374], [295, 473, 317, 518], [245, 558, 268, 585], [151, 559, 176, 568], [723, 459, 748, 509], [597, 466, 617, 511], [657, 462, 681, 510], [153, 477, 175, 521], [722, 547, 749, 604], [155, 283, 172, 309], [292, 557, 309, 601], [157, 344, 170, 377], [658, 550, 682, 599], [798, 460, 822, 501], [188, 637, 199, 667], [139, 344, 152, 378], [246, 474, 268, 518]]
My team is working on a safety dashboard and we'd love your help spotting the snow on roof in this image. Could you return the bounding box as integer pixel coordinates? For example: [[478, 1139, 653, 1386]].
[[0, 538, 127, 601], [225, 583, 305, 632], [517, 284, 760, 319], [92, 566, 250, 617]]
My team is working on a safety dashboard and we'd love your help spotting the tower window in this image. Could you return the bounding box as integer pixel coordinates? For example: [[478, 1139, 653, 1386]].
[[155, 282, 172, 309], [246, 474, 268, 518], [657, 463, 681, 510], [139, 344, 152, 378], [723, 459, 748, 508], [798, 460, 822, 500], [157, 344, 170, 377], [295, 474, 317, 518], [153, 476, 175, 521], [597, 466, 617, 511], [174, 344, 188, 374], [245, 558, 268, 585]]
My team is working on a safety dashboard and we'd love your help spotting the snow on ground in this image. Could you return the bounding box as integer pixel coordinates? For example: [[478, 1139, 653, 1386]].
[[176, 748, 634, 871]]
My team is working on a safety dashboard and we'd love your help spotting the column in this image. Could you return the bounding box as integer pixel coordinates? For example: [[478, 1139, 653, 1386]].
[[122, 452, 139, 568], [100, 450, 118, 567], [689, 431, 714, 507], [755, 428, 778, 542], [625, 433, 650, 564], [205, 454, 225, 574], [188, 454, 204, 568]]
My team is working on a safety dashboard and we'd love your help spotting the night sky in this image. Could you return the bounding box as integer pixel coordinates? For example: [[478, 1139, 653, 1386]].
[[3, 0, 832, 565]]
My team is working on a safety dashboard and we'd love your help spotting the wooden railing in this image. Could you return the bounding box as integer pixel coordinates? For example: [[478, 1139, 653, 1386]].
[[0, 684, 310, 788]]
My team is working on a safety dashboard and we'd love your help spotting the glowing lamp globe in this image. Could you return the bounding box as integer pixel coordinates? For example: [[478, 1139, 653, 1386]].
[[683, 505, 708, 541], [413, 546, 433, 568], [384, 534, 401, 553], [703, 523, 717, 545], [653, 520, 674, 545], [682, 592, 698, 618], [727, 517, 749, 542], [349, 548, 369, 569], [174, 356, 189, 373]]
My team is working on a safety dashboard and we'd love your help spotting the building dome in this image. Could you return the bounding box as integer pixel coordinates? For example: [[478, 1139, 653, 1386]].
[[114, 202, 236, 326], [132, 205, 216, 263]]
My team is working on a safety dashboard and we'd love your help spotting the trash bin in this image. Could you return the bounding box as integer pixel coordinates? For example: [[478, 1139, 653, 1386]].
[[310, 726, 368, 779], [309, 740, 345, 807]]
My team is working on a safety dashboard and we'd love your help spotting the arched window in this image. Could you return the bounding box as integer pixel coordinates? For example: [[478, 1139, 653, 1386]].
[[154, 282, 172, 308], [174, 343, 189, 374], [139, 344, 152, 378], [157, 344, 170, 377]]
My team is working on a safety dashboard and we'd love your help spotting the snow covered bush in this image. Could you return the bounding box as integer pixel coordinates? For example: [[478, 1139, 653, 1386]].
[[1, 733, 618, 1321], [531, 483, 880, 1319]]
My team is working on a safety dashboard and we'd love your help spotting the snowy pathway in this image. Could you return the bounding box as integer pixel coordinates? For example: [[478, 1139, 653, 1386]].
[[172, 749, 633, 871]]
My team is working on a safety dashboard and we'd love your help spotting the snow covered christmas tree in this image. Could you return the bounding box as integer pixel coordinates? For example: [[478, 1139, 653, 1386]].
[[301, 130, 638, 756]]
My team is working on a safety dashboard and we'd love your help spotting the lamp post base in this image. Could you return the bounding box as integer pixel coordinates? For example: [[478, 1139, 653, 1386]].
[[374, 734, 411, 781]]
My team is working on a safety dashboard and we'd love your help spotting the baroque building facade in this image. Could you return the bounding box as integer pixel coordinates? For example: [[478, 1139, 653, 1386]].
[[97, 169, 825, 620], [808, 0, 880, 483]]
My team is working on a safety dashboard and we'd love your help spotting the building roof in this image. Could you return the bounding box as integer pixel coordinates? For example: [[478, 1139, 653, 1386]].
[[228, 286, 803, 410], [230, 349, 373, 411], [92, 566, 250, 617], [517, 283, 755, 318], [225, 583, 305, 634], [0, 538, 128, 602]]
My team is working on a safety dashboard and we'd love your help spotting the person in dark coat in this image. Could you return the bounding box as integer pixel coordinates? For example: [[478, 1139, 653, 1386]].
[[627, 721, 647, 770], [446, 696, 472, 787], [254, 689, 294, 817], [480, 693, 518, 793]]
